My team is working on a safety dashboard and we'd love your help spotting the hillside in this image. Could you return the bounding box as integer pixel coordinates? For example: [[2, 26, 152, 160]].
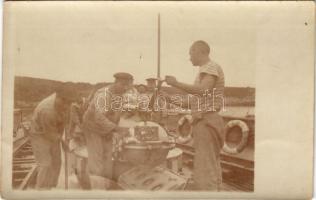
[[14, 76, 255, 108]]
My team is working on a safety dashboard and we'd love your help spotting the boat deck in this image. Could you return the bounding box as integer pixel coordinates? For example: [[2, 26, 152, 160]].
[[12, 137, 254, 191]]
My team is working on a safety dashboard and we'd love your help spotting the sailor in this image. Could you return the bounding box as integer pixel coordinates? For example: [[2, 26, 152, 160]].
[[165, 40, 225, 191], [122, 81, 139, 111], [145, 78, 157, 93], [136, 84, 148, 94], [82, 72, 132, 182], [29, 82, 79, 189]]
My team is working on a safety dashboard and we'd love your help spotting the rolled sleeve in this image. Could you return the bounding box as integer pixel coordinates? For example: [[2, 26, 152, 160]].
[[199, 63, 220, 77]]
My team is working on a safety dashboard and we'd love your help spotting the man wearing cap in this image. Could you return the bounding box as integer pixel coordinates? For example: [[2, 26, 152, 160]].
[[29, 82, 79, 189], [82, 72, 133, 182], [165, 40, 225, 191], [146, 78, 157, 93], [136, 84, 148, 94]]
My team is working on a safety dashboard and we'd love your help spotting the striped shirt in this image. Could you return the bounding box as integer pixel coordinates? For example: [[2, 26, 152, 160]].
[[190, 60, 225, 113]]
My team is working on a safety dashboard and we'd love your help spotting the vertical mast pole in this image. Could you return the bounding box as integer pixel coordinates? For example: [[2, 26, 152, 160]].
[[157, 13, 161, 79]]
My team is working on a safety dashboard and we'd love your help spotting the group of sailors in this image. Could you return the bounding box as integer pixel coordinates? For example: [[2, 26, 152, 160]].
[[28, 40, 225, 191]]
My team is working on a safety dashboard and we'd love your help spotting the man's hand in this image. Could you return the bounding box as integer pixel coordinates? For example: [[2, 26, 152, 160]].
[[106, 127, 129, 141], [165, 75, 178, 86], [115, 127, 130, 137]]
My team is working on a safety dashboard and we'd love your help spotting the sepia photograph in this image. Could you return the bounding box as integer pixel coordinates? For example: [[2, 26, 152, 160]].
[[1, 1, 314, 199]]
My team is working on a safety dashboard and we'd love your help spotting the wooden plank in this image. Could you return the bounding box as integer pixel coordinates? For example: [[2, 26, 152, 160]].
[[13, 159, 35, 163], [221, 160, 253, 172], [13, 163, 33, 167], [13, 169, 33, 174], [13, 178, 24, 182], [181, 148, 253, 172], [18, 165, 37, 190], [13, 136, 29, 155], [13, 160, 35, 165]]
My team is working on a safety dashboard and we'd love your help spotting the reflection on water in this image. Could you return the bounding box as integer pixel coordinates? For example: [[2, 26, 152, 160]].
[[220, 106, 255, 118]]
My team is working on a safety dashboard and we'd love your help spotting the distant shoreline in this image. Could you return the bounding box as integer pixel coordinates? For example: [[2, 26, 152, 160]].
[[14, 101, 255, 110], [14, 76, 255, 108]]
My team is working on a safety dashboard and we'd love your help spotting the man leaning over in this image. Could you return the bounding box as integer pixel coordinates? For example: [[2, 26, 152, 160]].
[[29, 82, 79, 189], [82, 73, 133, 183]]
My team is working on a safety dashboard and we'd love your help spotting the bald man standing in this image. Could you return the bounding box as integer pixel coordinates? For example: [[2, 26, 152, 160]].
[[165, 40, 225, 191]]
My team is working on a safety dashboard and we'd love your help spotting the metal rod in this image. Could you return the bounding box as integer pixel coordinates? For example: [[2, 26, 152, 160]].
[[157, 13, 161, 79], [64, 129, 69, 190]]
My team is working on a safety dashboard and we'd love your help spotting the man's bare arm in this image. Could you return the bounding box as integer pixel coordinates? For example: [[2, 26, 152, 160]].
[[165, 73, 217, 95], [167, 95, 190, 109]]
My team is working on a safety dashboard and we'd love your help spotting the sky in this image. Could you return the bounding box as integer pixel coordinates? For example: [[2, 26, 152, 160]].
[[8, 2, 260, 87]]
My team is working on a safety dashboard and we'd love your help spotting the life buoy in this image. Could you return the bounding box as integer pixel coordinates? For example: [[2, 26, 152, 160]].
[[176, 115, 193, 144], [222, 120, 249, 154]]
